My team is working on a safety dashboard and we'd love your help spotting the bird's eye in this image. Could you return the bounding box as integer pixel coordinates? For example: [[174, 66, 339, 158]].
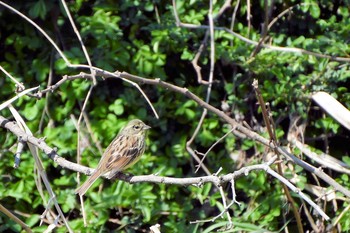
[[133, 125, 141, 130]]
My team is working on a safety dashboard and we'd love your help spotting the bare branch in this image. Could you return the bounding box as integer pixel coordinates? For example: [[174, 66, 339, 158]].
[[0, 65, 25, 91], [0, 1, 70, 65], [195, 126, 236, 173], [0, 2, 160, 120], [114, 72, 350, 198], [7, 107, 73, 232], [292, 140, 350, 174], [0, 86, 39, 111], [230, 0, 241, 33], [174, 0, 224, 175], [13, 138, 25, 168], [59, 0, 97, 86], [246, 0, 251, 36], [0, 115, 331, 220], [35, 70, 350, 199], [171, 3, 350, 62], [253, 79, 305, 233], [0, 204, 32, 233]]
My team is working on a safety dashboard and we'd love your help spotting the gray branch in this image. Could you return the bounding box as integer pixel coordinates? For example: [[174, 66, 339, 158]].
[[0, 115, 329, 220]]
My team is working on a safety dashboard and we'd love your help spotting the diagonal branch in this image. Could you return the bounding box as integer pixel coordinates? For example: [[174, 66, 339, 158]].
[[117, 72, 350, 198]]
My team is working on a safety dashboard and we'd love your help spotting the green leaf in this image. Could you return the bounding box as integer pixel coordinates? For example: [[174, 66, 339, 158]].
[[26, 214, 40, 227], [109, 99, 124, 116], [28, 0, 47, 19], [143, 60, 153, 74], [310, 4, 321, 18], [343, 156, 350, 166], [241, 139, 255, 150], [293, 36, 305, 46], [23, 100, 41, 121], [181, 48, 194, 60]]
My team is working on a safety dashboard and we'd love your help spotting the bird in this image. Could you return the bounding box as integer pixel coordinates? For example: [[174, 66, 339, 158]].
[[75, 119, 151, 196]]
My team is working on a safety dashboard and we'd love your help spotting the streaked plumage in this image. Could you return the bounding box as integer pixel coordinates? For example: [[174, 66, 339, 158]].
[[75, 119, 151, 196]]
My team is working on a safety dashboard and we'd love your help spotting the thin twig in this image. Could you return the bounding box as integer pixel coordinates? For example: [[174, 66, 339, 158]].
[[7, 107, 73, 232], [250, 0, 271, 57], [171, 6, 350, 62], [292, 140, 350, 174], [0, 1, 70, 65], [268, 3, 317, 31], [31, 71, 159, 119], [0, 86, 39, 111], [301, 200, 319, 233], [0, 65, 25, 91], [252, 79, 276, 141], [60, 0, 97, 85], [195, 126, 236, 173], [253, 79, 304, 233], [0, 2, 159, 120], [82, 111, 103, 155], [230, 0, 241, 47], [0, 203, 32, 232], [207, 0, 215, 102], [186, 111, 212, 175], [332, 204, 350, 229], [267, 168, 328, 220], [38, 51, 54, 133], [246, 0, 251, 37], [13, 139, 25, 168], [175, 0, 218, 175], [75, 85, 94, 225], [219, 185, 233, 229]]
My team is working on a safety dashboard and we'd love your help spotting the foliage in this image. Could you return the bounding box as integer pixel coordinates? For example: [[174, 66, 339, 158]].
[[1, 0, 350, 232]]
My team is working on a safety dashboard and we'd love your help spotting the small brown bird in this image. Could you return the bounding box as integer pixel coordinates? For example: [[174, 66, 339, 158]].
[[75, 119, 151, 196]]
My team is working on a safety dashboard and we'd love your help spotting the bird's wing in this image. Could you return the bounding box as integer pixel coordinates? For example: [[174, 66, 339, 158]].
[[102, 135, 141, 171]]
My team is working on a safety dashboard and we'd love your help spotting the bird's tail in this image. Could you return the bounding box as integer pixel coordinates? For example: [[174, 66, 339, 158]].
[[75, 170, 102, 196]]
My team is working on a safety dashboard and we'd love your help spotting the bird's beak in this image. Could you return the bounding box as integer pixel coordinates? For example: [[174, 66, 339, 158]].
[[144, 124, 151, 130]]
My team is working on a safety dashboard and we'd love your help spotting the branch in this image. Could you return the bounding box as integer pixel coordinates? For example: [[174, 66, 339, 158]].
[[173, 0, 228, 175], [0, 3, 159, 120], [0, 65, 25, 91], [0, 115, 330, 220], [27, 69, 350, 199], [115, 71, 350, 198], [0, 1, 70, 65], [172, 4, 350, 63], [253, 79, 304, 233], [31, 73, 159, 120], [0, 203, 32, 233], [59, 0, 97, 86]]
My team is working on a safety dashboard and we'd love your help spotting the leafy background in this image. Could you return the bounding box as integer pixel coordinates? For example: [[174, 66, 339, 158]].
[[1, 0, 350, 232]]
